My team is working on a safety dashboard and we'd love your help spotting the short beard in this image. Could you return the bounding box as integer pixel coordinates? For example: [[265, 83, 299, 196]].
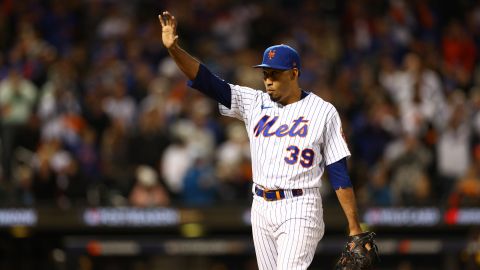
[[268, 93, 280, 103]]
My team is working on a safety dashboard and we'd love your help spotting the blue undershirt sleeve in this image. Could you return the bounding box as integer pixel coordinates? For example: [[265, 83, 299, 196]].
[[326, 157, 353, 190], [187, 64, 231, 108]]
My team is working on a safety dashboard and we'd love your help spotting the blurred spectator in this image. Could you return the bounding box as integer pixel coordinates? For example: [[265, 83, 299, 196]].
[[211, 4, 260, 52], [448, 145, 480, 207], [342, 0, 375, 54], [31, 138, 85, 208], [100, 120, 131, 200], [128, 105, 170, 169], [442, 20, 477, 91], [182, 156, 218, 206], [129, 165, 170, 207], [102, 80, 137, 129], [97, 5, 132, 40], [437, 91, 472, 201], [72, 127, 101, 182], [37, 59, 84, 158], [60, 158, 87, 208], [385, 134, 433, 205], [0, 68, 37, 181], [361, 162, 393, 206], [41, 112, 87, 152], [37, 60, 80, 123], [387, 0, 416, 54], [82, 89, 111, 148], [12, 23, 57, 86], [128, 60, 156, 102], [39, 0, 78, 54], [351, 98, 395, 169], [216, 122, 251, 202], [139, 77, 170, 115], [161, 137, 192, 198], [413, 1, 438, 42], [171, 97, 218, 159], [14, 164, 35, 206], [380, 52, 446, 136], [0, 53, 8, 80]]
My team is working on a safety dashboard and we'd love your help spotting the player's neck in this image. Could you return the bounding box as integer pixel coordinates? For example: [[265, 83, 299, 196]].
[[282, 87, 303, 105]]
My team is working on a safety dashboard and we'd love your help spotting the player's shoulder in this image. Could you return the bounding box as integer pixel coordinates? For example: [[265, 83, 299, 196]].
[[229, 83, 264, 98], [229, 83, 263, 93], [307, 92, 337, 110], [306, 92, 340, 122]]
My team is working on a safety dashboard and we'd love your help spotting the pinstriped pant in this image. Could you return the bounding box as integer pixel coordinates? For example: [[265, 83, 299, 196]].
[[251, 188, 325, 270]]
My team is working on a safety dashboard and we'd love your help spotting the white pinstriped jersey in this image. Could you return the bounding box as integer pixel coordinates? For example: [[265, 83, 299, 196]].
[[219, 84, 350, 190]]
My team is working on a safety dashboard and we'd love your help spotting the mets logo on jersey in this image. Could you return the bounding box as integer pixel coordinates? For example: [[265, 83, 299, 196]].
[[268, 50, 276, 60], [254, 115, 309, 137]]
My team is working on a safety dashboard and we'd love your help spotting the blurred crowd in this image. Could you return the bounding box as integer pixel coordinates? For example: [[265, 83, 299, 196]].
[[0, 0, 479, 209]]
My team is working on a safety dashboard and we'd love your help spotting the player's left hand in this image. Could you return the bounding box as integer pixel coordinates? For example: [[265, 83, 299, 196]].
[[159, 11, 178, 49], [335, 231, 379, 270]]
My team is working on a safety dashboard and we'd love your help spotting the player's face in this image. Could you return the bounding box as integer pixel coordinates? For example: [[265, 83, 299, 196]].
[[262, 68, 299, 105]]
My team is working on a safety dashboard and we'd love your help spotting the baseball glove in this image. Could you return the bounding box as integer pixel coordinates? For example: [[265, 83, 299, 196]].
[[335, 231, 379, 270]]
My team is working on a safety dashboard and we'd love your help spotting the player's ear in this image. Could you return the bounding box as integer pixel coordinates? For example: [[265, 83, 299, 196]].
[[291, 68, 299, 80]]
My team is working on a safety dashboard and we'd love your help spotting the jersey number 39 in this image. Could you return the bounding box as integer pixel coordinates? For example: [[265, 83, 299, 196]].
[[284, 146, 314, 168]]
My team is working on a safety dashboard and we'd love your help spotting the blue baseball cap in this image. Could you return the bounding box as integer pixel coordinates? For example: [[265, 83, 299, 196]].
[[253, 44, 301, 70]]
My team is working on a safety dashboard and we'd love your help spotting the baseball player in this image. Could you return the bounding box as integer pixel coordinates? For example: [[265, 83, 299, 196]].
[[159, 11, 377, 270]]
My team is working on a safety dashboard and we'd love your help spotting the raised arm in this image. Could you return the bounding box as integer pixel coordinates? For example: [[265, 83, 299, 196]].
[[158, 11, 232, 108], [158, 11, 199, 80]]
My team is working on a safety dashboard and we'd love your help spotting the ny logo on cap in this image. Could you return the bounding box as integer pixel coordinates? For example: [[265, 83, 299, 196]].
[[268, 50, 276, 60]]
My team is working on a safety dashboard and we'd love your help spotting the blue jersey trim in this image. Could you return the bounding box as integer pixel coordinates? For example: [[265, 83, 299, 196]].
[[300, 90, 309, 99], [187, 64, 231, 108], [326, 157, 352, 190]]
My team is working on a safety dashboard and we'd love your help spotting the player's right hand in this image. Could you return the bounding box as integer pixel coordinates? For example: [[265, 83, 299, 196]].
[[159, 11, 178, 49]]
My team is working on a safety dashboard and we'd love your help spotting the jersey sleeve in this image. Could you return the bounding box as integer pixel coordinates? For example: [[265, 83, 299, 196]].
[[187, 64, 231, 108], [187, 64, 261, 123], [323, 108, 351, 165], [219, 84, 260, 122]]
